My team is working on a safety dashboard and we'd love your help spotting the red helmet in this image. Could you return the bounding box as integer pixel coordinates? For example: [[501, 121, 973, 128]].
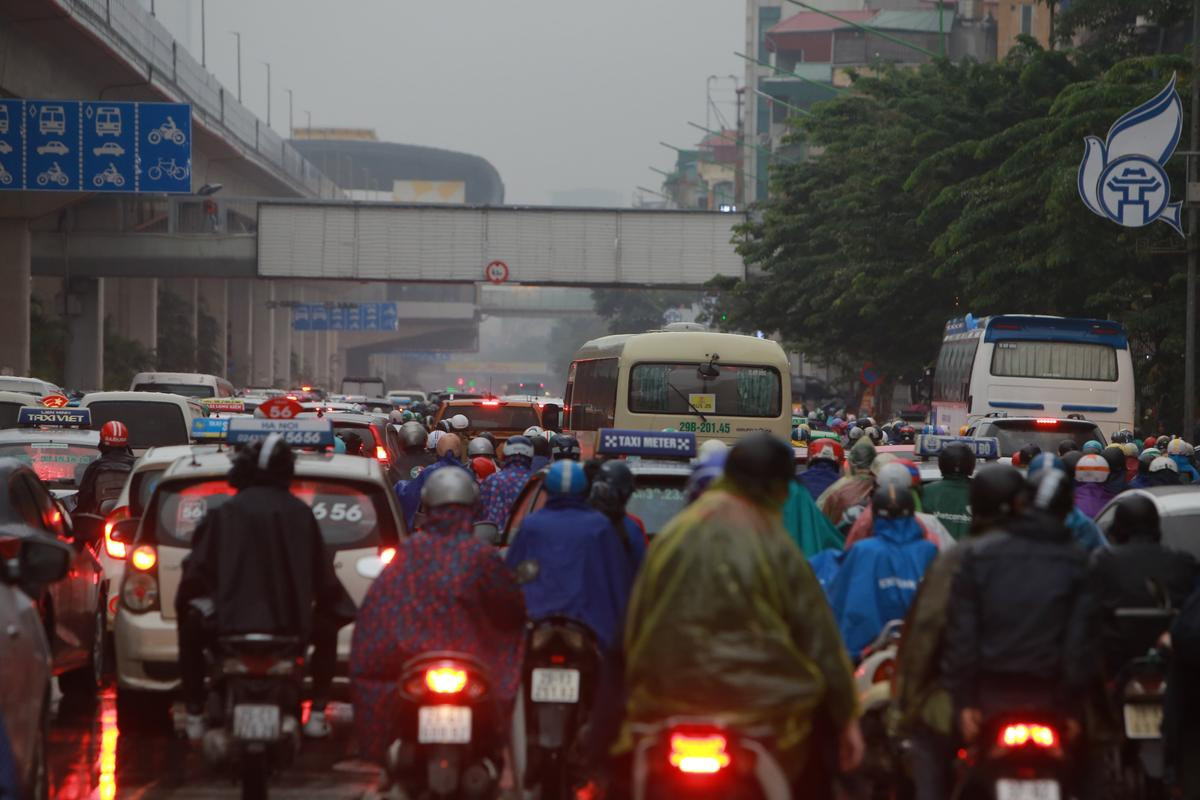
[[808, 437, 844, 464], [100, 420, 129, 447], [471, 456, 497, 481]]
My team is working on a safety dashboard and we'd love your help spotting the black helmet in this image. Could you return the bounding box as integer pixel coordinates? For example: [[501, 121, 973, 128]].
[[1061, 450, 1083, 475], [550, 434, 581, 461], [1101, 447, 1125, 479], [969, 463, 1025, 533], [1015, 443, 1042, 468], [725, 433, 795, 500], [872, 484, 915, 519], [594, 459, 635, 503], [1027, 467, 1074, 520], [229, 433, 295, 490], [436, 419, 452, 433], [938, 442, 976, 478], [1057, 439, 1079, 456], [532, 435, 551, 458], [1109, 493, 1161, 545]]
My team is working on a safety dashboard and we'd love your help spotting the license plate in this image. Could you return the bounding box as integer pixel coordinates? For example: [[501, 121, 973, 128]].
[[232, 704, 281, 741], [1123, 703, 1164, 740], [996, 779, 1060, 800], [418, 705, 472, 744], [530, 667, 581, 703]]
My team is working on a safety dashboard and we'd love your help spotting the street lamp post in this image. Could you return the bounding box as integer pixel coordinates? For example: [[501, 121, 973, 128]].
[[285, 89, 294, 137], [230, 31, 242, 101], [199, 0, 205, 65], [262, 61, 272, 127]]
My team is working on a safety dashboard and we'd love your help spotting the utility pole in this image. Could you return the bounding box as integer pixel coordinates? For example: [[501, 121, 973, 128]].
[[199, 0, 204, 65], [285, 88, 294, 137], [231, 31, 242, 101], [262, 61, 272, 127], [1187, 0, 1200, 435]]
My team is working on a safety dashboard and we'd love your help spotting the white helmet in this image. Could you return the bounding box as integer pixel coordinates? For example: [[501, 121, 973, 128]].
[[450, 414, 470, 431], [698, 439, 728, 460], [1150, 456, 1179, 474], [523, 426, 545, 439]]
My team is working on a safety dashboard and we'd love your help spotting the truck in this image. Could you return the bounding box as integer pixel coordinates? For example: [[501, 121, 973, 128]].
[[341, 376, 386, 398]]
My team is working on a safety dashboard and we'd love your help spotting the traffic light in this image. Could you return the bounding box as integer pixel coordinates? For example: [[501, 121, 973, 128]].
[[720, 312, 728, 322], [457, 377, 465, 387]]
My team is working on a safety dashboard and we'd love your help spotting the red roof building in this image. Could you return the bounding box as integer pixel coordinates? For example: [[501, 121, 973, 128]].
[[764, 9, 876, 62]]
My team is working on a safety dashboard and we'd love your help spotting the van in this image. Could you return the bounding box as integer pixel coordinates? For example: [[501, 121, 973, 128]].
[[130, 372, 235, 400], [80, 391, 206, 452]]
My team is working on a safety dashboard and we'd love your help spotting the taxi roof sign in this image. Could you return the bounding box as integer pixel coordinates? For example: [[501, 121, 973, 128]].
[[17, 406, 91, 427], [597, 428, 696, 459], [914, 434, 1000, 461], [200, 398, 245, 414], [191, 417, 230, 440], [226, 417, 334, 448]]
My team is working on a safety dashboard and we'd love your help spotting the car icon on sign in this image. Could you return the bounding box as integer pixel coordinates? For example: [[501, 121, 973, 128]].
[[92, 142, 125, 157], [36, 141, 69, 156]]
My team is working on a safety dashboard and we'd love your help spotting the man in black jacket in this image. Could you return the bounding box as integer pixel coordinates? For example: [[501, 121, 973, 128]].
[[943, 467, 1097, 745], [176, 433, 355, 741], [74, 420, 136, 515], [1088, 493, 1197, 676]]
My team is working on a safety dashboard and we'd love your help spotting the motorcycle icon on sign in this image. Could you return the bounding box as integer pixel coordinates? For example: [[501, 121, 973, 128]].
[[0, 164, 12, 185], [36, 162, 70, 187], [93, 164, 125, 188], [147, 157, 189, 181], [147, 116, 186, 146]]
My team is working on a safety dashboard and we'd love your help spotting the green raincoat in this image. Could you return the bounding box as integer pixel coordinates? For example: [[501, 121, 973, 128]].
[[622, 480, 858, 774], [783, 481, 845, 556], [921, 476, 972, 541]]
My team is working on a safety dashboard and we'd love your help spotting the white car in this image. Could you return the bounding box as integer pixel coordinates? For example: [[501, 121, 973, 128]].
[[92, 142, 125, 157], [35, 141, 69, 156], [0, 376, 63, 398], [1095, 486, 1200, 560], [80, 391, 206, 453], [112, 450, 405, 709]]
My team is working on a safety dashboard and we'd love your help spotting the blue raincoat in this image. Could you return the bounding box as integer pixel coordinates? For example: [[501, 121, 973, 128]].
[[505, 495, 635, 650], [826, 516, 937, 655], [1065, 507, 1106, 551], [1171, 454, 1200, 484], [798, 462, 841, 501], [395, 452, 472, 529]]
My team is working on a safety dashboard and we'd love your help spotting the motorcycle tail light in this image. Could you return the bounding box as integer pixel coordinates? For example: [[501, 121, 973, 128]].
[[104, 506, 130, 559], [872, 659, 896, 684], [375, 445, 389, 462], [669, 732, 731, 774], [999, 723, 1059, 749], [378, 546, 397, 566], [425, 667, 468, 694]]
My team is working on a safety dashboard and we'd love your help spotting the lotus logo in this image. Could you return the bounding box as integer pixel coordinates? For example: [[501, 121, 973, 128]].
[[1079, 74, 1183, 235]]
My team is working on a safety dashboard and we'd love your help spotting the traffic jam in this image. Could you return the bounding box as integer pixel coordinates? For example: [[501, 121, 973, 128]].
[[0, 316, 1197, 800]]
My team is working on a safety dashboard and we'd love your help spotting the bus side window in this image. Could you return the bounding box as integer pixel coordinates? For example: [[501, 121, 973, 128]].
[[571, 358, 618, 430]]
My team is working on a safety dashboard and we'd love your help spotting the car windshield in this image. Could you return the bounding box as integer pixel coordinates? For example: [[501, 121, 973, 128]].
[[626, 475, 688, 537], [151, 477, 394, 548], [979, 420, 1103, 457], [133, 383, 215, 399], [456, 404, 539, 431], [0, 441, 99, 488], [1161, 512, 1200, 560], [87, 401, 189, 448]]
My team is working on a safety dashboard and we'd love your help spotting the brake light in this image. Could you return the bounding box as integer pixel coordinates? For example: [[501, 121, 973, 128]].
[[379, 546, 396, 565], [1035, 418, 1059, 426], [130, 545, 157, 572], [104, 506, 130, 559], [425, 667, 468, 694], [999, 723, 1058, 749], [47, 509, 61, 527], [481, 400, 501, 407], [375, 445, 389, 462], [669, 733, 731, 774]]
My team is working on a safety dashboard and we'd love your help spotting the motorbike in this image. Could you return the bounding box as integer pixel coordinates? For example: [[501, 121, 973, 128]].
[[148, 115, 186, 145], [954, 712, 1073, 800], [630, 718, 791, 800], [1107, 606, 1175, 800], [521, 617, 601, 799], [200, 634, 305, 800], [854, 620, 903, 797], [93, 163, 125, 188], [388, 651, 503, 799]]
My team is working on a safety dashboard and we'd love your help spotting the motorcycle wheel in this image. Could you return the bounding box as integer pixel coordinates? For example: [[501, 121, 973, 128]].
[[171, 132, 185, 145], [114, 176, 125, 187], [93, 176, 104, 187], [240, 750, 269, 800], [37, 175, 47, 186]]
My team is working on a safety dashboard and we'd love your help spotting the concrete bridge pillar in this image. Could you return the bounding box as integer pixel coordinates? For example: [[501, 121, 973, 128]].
[[198, 278, 228, 378], [0, 221, 31, 377], [162, 278, 198, 371], [316, 328, 330, 389], [250, 280, 274, 388], [272, 281, 293, 389], [227, 279, 253, 388], [64, 277, 104, 390], [104, 278, 158, 354]]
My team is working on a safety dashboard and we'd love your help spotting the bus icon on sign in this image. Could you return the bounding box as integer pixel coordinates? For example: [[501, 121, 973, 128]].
[[95, 106, 122, 136], [39, 105, 66, 136], [0, 106, 8, 134]]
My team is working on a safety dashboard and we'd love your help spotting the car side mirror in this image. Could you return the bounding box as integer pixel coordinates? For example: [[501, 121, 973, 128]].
[[473, 521, 500, 546], [1, 528, 72, 591], [110, 518, 141, 545], [541, 404, 561, 432], [70, 512, 106, 545], [99, 498, 117, 516]]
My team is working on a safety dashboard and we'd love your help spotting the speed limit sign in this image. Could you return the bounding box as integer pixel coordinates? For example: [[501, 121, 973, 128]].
[[484, 260, 510, 284]]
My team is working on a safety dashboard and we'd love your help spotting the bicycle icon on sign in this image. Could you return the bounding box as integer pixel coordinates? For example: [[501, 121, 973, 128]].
[[147, 116, 186, 146], [147, 157, 189, 182]]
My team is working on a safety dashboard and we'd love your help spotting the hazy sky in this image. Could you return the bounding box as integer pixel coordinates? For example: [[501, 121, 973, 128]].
[[144, 0, 745, 205]]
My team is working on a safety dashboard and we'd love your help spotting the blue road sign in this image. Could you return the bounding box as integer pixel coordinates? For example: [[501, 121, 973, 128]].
[[0, 99, 190, 193], [380, 303, 398, 331], [293, 302, 399, 331], [361, 303, 379, 330], [328, 306, 346, 331], [293, 304, 310, 331], [310, 304, 329, 331]]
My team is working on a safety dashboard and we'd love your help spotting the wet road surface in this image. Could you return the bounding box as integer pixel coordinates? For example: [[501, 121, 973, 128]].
[[48, 688, 381, 799]]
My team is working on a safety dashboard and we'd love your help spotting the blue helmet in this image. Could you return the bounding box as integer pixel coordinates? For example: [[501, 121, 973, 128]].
[[1026, 452, 1064, 480], [545, 460, 588, 496], [503, 435, 534, 460]]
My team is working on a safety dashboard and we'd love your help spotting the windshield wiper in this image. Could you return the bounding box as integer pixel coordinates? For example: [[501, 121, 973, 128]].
[[668, 382, 707, 423]]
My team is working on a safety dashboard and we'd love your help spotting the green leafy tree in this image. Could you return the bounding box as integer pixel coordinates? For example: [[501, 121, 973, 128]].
[[156, 289, 196, 371], [103, 322, 155, 390], [1056, 0, 1190, 55], [591, 288, 706, 334], [28, 295, 66, 386]]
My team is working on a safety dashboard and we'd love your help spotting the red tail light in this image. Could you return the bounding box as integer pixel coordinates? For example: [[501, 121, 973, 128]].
[[130, 545, 157, 572], [375, 445, 389, 462], [425, 667, 468, 694], [1035, 418, 1059, 426], [481, 400, 501, 407], [999, 723, 1059, 749], [872, 659, 896, 684], [669, 732, 731, 774], [104, 506, 130, 559], [378, 546, 397, 565]]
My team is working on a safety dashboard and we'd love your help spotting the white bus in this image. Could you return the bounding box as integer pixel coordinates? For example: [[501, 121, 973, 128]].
[[563, 325, 792, 456], [931, 315, 1135, 435]]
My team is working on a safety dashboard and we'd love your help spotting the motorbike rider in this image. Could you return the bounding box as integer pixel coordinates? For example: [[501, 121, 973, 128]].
[[818, 438, 877, 528], [621, 433, 864, 789], [1168, 438, 1200, 483], [1087, 493, 1198, 676], [826, 484, 938, 654], [478, 435, 534, 529], [175, 434, 355, 741], [397, 434, 469, 529], [943, 466, 1097, 755], [587, 459, 648, 563], [467, 435, 498, 469], [74, 420, 136, 515], [799, 438, 843, 500], [550, 433, 581, 462], [921, 442, 974, 540], [392, 420, 436, 482], [350, 468, 525, 765], [1074, 452, 1116, 518], [842, 460, 955, 551], [530, 435, 552, 472], [894, 464, 1028, 800], [1164, 583, 1200, 798]]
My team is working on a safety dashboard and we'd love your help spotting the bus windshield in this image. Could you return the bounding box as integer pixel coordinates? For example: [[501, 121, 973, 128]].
[[628, 363, 781, 418]]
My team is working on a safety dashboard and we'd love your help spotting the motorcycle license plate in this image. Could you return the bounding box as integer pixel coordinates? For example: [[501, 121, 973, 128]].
[[996, 780, 1060, 800], [418, 706, 472, 744], [232, 704, 281, 741], [1123, 703, 1164, 740], [530, 668, 581, 703]]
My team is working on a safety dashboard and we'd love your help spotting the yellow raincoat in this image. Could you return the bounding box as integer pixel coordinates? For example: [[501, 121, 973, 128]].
[[621, 479, 859, 775]]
